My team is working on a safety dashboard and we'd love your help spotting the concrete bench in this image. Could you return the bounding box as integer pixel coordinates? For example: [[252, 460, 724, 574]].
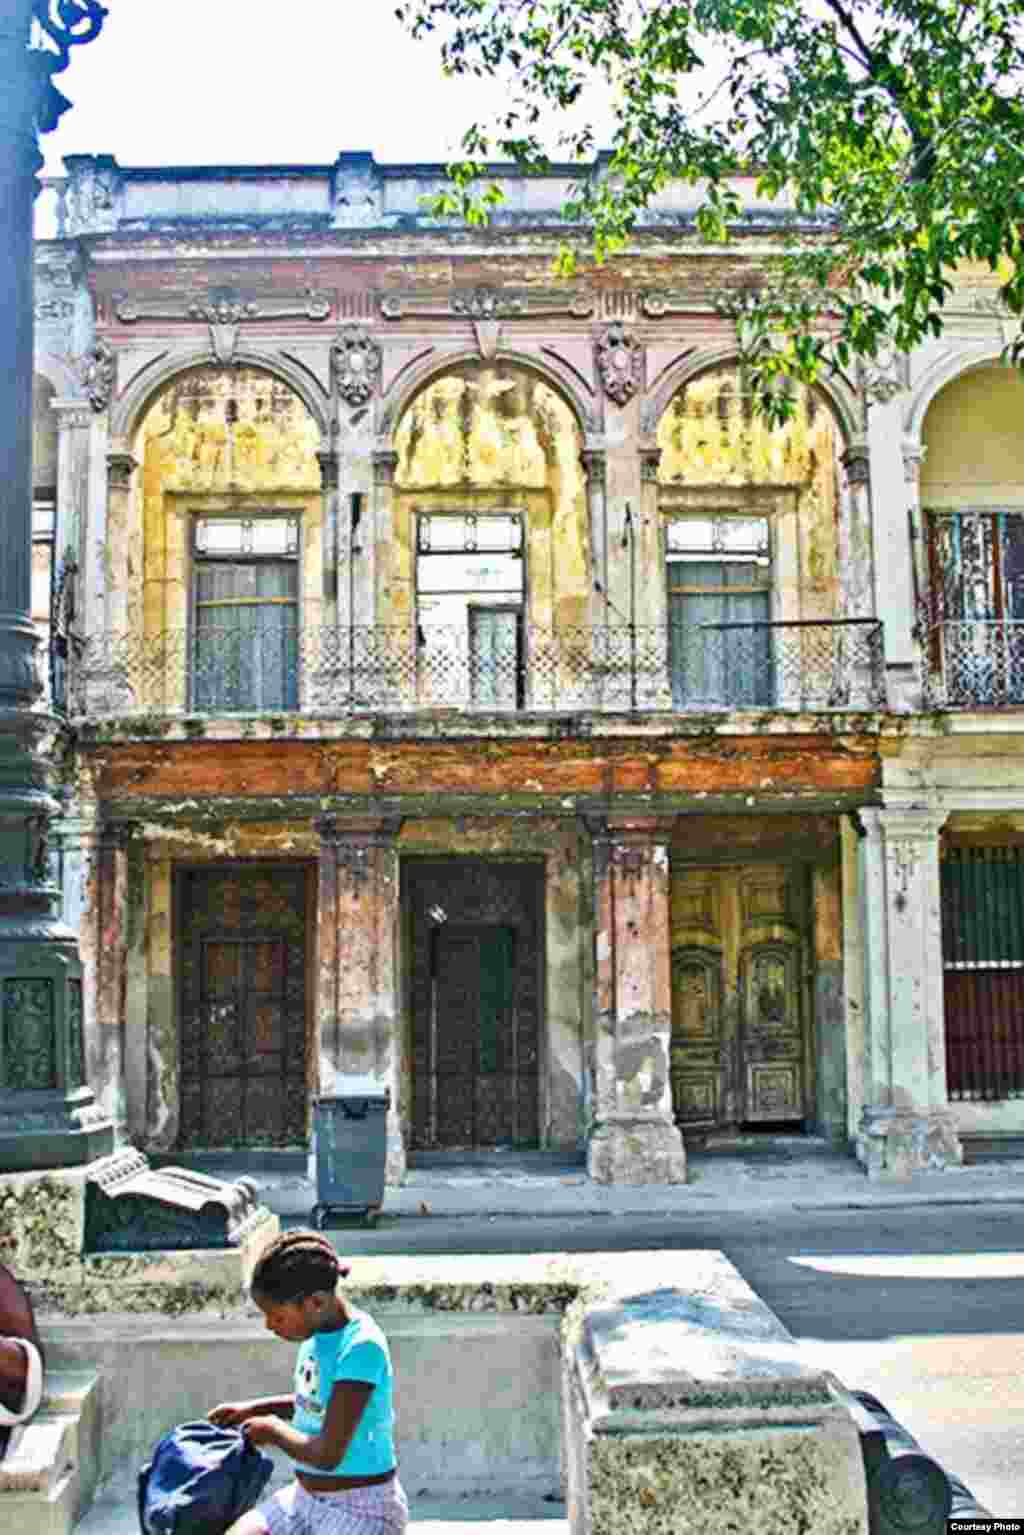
[[31, 1250, 869, 1533], [0, 1370, 100, 1535]]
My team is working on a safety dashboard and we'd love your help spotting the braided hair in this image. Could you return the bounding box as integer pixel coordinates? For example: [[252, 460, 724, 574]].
[[250, 1230, 351, 1304]]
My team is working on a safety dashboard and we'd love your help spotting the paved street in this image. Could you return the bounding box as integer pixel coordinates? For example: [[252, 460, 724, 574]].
[[293, 1198, 1024, 1516]]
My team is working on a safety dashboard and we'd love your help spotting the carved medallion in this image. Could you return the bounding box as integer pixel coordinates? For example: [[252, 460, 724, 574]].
[[332, 325, 382, 406], [595, 321, 643, 405]]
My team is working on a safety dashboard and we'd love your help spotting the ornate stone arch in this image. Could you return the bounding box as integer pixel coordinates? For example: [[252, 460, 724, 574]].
[[905, 344, 1009, 444], [641, 344, 859, 445], [380, 345, 595, 442], [110, 344, 331, 447]]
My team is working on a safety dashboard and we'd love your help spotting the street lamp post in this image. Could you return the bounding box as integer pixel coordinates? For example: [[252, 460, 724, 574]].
[[0, 0, 112, 1170]]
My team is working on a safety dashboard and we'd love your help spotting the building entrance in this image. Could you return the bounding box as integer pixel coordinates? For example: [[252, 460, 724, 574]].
[[177, 865, 311, 1148], [406, 861, 543, 1149], [670, 863, 811, 1134]]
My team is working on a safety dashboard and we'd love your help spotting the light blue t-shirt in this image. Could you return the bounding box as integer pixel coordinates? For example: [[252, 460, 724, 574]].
[[291, 1308, 396, 1477]]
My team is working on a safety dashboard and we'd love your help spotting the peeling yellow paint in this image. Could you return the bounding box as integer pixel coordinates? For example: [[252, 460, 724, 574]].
[[132, 367, 322, 711], [657, 366, 841, 605], [393, 364, 590, 632]]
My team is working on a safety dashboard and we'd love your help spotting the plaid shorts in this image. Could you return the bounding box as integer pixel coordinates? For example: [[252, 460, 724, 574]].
[[256, 1477, 409, 1535]]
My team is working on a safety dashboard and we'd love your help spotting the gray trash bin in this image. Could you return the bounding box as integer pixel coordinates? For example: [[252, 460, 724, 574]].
[[311, 1091, 389, 1230]]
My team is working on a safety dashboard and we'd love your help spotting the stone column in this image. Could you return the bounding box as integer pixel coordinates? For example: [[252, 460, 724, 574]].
[[586, 816, 686, 1184], [0, 1, 112, 1170], [856, 806, 962, 1178], [94, 822, 131, 1137], [838, 439, 880, 707], [52, 398, 93, 566], [580, 444, 607, 628], [903, 441, 931, 707], [321, 816, 405, 1184]]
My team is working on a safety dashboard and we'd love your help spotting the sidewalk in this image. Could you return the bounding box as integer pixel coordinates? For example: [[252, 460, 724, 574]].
[[163, 1136, 1024, 1225]]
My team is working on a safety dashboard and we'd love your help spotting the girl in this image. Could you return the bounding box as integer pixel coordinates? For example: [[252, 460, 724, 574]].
[[210, 1229, 407, 1535]]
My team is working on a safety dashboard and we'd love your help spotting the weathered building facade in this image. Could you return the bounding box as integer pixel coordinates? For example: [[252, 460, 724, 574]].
[[26, 152, 1024, 1183]]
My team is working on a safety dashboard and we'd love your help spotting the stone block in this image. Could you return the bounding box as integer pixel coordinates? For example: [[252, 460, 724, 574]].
[[0, 1149, 279, 1312], [563, 1250, 868, 1534]]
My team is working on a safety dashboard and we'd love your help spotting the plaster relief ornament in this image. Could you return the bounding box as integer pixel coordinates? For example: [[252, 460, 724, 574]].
[[81, 339, 115, 412], [858, 347, 909, 406], [332, 326, 382, 406], [596, 322, 644, 406]]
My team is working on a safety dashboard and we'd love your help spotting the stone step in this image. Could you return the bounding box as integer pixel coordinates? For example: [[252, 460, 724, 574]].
[[0, 1370, 101, 1535]]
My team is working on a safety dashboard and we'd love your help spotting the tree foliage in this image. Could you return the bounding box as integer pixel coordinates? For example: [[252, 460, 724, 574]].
[[396, 0, 1024, 421]]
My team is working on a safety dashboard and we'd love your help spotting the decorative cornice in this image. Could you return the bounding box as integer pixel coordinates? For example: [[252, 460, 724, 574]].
[[331, 324, 382, 406], [595, 321, 644, 406], [111, 286, 334, 326], [379, 286, 596, 322]]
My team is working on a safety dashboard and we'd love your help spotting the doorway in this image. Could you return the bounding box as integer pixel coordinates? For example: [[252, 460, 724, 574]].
[[406, 861, 543, 1149], [669, 863, 811, 1134], [177, 865, 312, 1149]]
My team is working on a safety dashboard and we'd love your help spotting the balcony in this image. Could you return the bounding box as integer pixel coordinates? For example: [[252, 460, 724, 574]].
[[65, 619, 886, 721], [923, 621, 1024, 709]]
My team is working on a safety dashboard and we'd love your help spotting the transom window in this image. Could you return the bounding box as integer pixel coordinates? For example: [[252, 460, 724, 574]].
[[192, 515, 300, 713], [666, 515, 772, 707]]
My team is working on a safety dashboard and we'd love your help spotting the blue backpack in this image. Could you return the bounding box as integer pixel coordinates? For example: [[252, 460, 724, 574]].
[[137, 1420, 275, 1535]]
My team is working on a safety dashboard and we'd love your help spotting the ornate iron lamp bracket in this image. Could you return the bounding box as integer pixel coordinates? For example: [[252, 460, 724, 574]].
[[30, 1, 108, 134]]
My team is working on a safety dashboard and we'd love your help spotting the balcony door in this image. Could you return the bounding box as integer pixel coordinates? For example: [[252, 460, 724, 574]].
[[666, 515, 772, 707], [928, 509, 1024, 704], [416, 513, 524, 709], [192, 515, 299, 712]]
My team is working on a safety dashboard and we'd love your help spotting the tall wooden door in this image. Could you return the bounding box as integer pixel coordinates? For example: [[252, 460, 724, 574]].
[[178, 866, 310, 1149], [407, 862, 542, 1150], [669, 864, 809, 1133]]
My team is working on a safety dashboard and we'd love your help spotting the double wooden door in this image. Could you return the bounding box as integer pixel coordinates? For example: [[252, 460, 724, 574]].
[[178, 866, 310, 1149], [670, 863, 810, 1132]]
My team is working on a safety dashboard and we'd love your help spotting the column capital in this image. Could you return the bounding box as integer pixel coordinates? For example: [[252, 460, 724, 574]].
[[316, 813, 403, 849], [579, 446, 607, 488], [316, 448, 340, 490], [51, 397, 93, 431], [372, 446, 399, 485], [841, 437, 871, 487], [902, 440, 927, 486], [106, 450, 138, 489], [638, 441, 662, 482]]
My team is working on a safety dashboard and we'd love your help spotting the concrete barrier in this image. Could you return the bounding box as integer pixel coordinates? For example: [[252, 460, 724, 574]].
[[33, 1251, 870, 1526]]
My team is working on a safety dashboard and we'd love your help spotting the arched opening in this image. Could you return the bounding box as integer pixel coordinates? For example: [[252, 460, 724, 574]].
[[921, 364, 1024, 709], [390, 361, 589, 711], [130, 365, 322, 714]]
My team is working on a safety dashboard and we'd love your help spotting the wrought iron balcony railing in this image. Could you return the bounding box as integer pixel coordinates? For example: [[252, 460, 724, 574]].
[[922, 621, 1024, 708], [67, 620, 886, 719]]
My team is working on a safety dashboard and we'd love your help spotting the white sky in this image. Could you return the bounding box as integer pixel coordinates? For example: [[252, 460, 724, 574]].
[[37, 2, 613, 177]]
